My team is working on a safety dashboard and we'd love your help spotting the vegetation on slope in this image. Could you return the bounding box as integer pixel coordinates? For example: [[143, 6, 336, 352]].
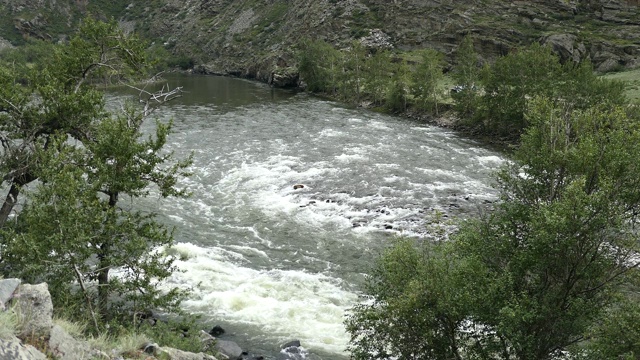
[[0, 18, 212, 356], [341, 30, 640, 360]]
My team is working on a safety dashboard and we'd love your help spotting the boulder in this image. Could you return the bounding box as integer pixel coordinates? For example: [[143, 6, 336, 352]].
[[0, 37, 13, 52], [238, 352, 265, 360], [161, 346, 218, 360], [0, 278, 21, 311], [596, 57, 622, 72], [541, 33, 587, 63], [360, 29, 394, 50], [14, 283, 53, 338], [142, 341, 160, 355], [276, 340, 308, 360], [48, 324, 92, 360], [214, 339, 243, 360], [281, 340, 301, 349], [269, 68, 299, 88], [0, 336, 47, 360], [208, 325, 225, 337]]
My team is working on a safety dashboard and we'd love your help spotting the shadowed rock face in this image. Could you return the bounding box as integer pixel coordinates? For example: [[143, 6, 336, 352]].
[[0, 1, 638, 79], [0, 337, 47, 360]]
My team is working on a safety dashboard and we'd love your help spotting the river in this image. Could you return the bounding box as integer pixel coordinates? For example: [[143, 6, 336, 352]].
[[114, 73, 505, 359]]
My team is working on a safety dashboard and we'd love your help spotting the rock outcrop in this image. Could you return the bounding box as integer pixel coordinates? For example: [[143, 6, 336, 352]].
[[0, 336, 47, 360], [14, 283, 53, 338], [0, 278, 220, 360], [1, 0, 639, 84]]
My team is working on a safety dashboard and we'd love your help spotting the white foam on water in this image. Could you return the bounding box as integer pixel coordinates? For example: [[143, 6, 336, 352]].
[[476, 155, 505, 167], [367, 120, 391, 130], [166, 242, 358, 356], [335, 153, 367, 162], [318, 128, 344, 138]]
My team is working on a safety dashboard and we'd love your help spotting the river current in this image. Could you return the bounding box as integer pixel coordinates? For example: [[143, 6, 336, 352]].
[[114, 74, 505, 359]]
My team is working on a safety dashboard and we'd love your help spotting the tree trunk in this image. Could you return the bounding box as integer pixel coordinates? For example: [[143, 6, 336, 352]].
[[97, 251, 110, 321], [97, 191, 119, 320], [0, 172, 36, 228]]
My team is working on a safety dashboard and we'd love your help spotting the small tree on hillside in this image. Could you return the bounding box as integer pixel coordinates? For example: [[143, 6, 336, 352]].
[[410, 49, 444, 115], [385, 60, 409, 113], [297, 39, 341, 94], [338, 41, 367, 103], [363, 49, 392, 106], [451, 35, 480, 119]]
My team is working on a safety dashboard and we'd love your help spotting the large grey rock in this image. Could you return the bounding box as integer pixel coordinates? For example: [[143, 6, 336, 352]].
[[0, 37, 14, 52], [14, 283, 53, 338], [214, 339, 243, 360], [160, 346, 218, 360], [48, 324, 92, 360], [0, 335, 47, 360], [0, 278, 21, 311], [541, 33, 586, 63]]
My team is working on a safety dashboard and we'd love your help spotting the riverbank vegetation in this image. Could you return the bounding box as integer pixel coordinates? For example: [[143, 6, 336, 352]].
[[0, 18, 212, 355], [339, 38, 640, 359], [297, 36, 633, 143]]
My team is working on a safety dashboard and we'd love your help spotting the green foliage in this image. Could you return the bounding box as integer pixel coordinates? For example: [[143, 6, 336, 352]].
[[145, 44, 195, 72], [479, 43, 564, 136], [347, 97, 640, 359], [582, 296, 640, 359], [0, 18, 190, 331], [410, 49, 444, 115], [296, 40, 449, 113], [451, 35, 480, 119], [339, 41, 367, 103], [362, 50, 392, 105], [470, 43, 626, 139], [139, 317, 213, 355], [297, 39, 342, 93], [385, 61, 409, 113], [0, 39, 56, 72]]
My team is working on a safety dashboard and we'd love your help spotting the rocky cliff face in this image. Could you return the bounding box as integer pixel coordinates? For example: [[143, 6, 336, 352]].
[[0, 0, 639, 82]]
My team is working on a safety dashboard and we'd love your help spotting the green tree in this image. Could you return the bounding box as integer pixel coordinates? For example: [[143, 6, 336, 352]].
[[385, 60, 409, 113], [0, 17, 149, 227], [363, 49, 392, 105], [0, 18, 190, 327], [297, 39, 341, 93], [451, 35, 480, 119], [346, 97, 640, 359], [410, 49, 444, 115], [476, 43, 626, 139], [583, 297, 640, 359], [338, 41, 367, 103]]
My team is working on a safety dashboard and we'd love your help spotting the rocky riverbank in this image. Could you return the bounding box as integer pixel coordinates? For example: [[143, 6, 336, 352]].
[[0, 278, 315, 360]]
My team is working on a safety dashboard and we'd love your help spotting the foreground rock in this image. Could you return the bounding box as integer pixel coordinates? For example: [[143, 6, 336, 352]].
[[0, 279, 219, 360], [0, 336, 47, 360], [14, 283, 54, 338]]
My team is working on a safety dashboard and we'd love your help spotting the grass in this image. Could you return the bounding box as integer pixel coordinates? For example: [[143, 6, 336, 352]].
[[89, 331, 150, 356], [602, 68, 640, 102], [0, 308, 18, 339], [54, 317, 87, 338]]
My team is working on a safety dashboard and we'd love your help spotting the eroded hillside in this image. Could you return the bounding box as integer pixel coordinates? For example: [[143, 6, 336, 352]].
[[1, 0, 639, 83]]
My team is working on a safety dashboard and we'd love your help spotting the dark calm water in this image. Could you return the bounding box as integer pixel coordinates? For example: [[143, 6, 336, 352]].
[[111, 73, 505, 359]]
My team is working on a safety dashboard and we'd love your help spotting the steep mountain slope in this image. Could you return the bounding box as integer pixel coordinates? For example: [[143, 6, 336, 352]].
[[1, 0, 639, 84]]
